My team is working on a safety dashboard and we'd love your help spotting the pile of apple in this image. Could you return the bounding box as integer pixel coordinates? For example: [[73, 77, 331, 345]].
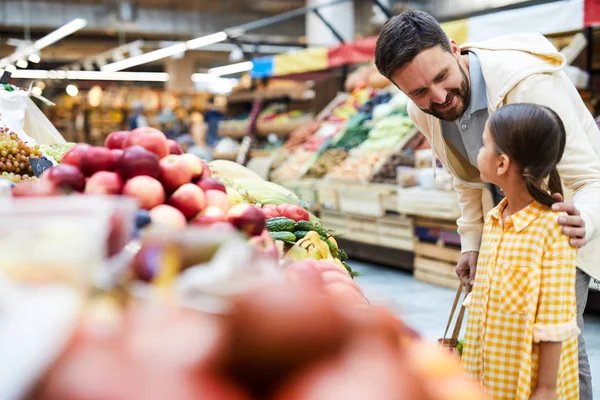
[[21, 127, 266, 236]]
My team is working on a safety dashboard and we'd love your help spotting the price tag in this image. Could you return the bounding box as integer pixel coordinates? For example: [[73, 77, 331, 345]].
[[29, 157, 53, 177]]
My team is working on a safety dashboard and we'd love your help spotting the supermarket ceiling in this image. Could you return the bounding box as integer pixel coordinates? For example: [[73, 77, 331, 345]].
[[0, 0, 550, 70]]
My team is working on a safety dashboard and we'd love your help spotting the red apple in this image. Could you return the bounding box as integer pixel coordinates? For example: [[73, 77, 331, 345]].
[[167, 139, 183, 155], [42, 164, 86, 192], [204, 190, 230, 212], [181, 154, 204, 179], [123, 127, 169, 159], [61, 143, 90, 168], [149, 205, 187, 230], [11, 179, 61, 197], [110, 148, 123, 161], [199, 159, 212, 179], [228, 204, 266, 236], [116, 145, 160, 180], [104, 130, 130, 150], [192, 206, 228, 226], [85, 171, 124, 195], [80, 146, 117, 177], [123, 176, 165, 210], [168, 183, 206, 219], [159, 155, 192, 193], [197, 178, 226, 193]]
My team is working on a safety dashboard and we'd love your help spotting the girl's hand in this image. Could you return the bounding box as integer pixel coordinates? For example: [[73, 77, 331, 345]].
[[530, 387, 557, 400]]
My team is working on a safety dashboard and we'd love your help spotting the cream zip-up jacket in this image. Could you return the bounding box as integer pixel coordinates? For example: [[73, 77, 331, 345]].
[[407, 33, 600, 281]]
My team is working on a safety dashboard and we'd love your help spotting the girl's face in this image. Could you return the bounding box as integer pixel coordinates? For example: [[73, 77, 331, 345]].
[[477, 123, 503, 185]]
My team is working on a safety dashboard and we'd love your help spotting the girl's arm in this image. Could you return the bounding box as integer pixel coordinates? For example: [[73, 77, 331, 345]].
[[534, 341, 562, 395], [532, 231, 579, 397]]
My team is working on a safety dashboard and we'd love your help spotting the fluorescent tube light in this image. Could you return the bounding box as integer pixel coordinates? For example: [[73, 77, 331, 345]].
[[191, 73, 217, 83], [16, 59, 28, 69], [102, 43, 186, 73], [11, 69, 170, 82], [28, 53, 41, 63], [209, 61, 253, 76], [186, 31, 228, 50], [34, 18, 87, 50]]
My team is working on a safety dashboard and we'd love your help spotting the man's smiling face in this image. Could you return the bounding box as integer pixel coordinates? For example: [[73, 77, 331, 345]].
[[390, 43, 471, 122]]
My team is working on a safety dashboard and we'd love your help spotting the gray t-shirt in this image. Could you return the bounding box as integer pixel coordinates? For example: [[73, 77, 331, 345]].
[[441, 52, 504, 205]]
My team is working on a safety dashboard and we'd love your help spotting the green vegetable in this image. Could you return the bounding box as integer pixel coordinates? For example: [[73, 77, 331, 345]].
[[266, 217, 297, 232], [342, 261, 360, 277], [457, 340, 465, 356], [294, 230, 310, 240], [269, 231, 297, 242], [324, 238, 339, 258], [339, 250, 348, 261], [295, 220, 314, 231], [313, 224, 329, 238]]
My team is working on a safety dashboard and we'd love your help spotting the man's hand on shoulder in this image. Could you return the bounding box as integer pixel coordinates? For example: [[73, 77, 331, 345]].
[[552, 193, 587, 248]]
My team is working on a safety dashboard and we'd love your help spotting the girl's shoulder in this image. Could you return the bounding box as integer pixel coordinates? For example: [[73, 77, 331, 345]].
[[533, 207, 571, 247]]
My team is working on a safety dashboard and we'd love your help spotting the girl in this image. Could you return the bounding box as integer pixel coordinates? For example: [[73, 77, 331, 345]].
[[461, 104, 579, 400]]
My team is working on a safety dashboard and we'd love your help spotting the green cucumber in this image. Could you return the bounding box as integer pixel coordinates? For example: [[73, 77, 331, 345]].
[[269, 231, 297, 242], [295, 220, 314, 231], [266, 217, 297, 232], [294, 230, 310, 240]]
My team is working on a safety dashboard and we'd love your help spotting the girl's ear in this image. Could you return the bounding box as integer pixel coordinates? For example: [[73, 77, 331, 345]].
[[496, 153, 511, 177]]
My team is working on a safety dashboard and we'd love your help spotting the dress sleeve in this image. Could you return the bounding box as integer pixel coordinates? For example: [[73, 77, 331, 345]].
[[533, 234, 580, 343]]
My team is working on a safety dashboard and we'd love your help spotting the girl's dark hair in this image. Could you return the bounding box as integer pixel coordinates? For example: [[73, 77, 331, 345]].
[[488, 103, 566, 208]]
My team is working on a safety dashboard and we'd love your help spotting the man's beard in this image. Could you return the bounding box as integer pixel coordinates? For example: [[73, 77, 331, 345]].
[[421, 61, 470, 122]]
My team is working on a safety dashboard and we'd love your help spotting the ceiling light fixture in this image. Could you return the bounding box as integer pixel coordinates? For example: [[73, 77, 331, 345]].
[[186, 31, 228, 50], [102, 31, 230, 73], [11, 69, 170, 82], [28, 53, 41, 63], [191, 73, 217, 83], [209, 61, 254, 76], [101, 43, 187, 73], [15, 59, 28, 69], [0, 18, 87, 68], [34, 18, 87, 50], [66, 84, 79, 97]]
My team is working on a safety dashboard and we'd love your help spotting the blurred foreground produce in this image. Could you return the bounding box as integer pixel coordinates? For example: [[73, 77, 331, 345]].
[[32, 276, 487, 400]]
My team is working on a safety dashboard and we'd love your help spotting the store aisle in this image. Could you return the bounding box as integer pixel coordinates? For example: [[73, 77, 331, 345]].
[[353, 260, 600, 398]]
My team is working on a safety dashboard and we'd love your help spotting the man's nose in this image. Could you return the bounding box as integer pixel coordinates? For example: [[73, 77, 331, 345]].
[[430, 86, 447, 104]]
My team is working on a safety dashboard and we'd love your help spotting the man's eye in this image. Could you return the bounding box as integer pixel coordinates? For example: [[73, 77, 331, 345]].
[[434, 73, 447, 83], [413, 89, 426, 97]]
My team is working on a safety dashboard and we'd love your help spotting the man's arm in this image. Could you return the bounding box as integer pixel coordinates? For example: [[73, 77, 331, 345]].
[[508, 72, 600, 244]]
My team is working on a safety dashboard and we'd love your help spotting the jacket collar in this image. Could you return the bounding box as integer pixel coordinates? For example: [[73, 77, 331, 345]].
[[488, 197, 549, 232]]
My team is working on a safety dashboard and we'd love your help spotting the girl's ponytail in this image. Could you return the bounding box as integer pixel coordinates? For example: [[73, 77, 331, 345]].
[[523, 168, 561, 208]]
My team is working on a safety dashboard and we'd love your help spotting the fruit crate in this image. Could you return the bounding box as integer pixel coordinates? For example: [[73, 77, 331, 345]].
[[335, 182, 394, 218], [317, 181, 339, 211], [320, 210, 346, 235], [376, 215, 414, 251], [218, 120, 250, 139], [256, 117, 312, 137], [344, 214, 379, 245], [414, 241, 462, 290], [396, 187, 461, 220]]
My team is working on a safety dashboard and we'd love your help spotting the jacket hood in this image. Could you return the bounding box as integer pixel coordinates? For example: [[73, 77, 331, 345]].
[[461, 33, 566, 110]]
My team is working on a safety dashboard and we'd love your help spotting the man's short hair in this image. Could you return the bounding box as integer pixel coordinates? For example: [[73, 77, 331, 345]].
[[375, 10, 451, 79]]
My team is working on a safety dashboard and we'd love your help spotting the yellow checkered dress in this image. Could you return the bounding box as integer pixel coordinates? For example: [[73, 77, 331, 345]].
[[461, 199, 579, 400]]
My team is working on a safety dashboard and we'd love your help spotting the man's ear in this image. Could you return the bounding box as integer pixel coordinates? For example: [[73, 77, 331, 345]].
[[449, 39, 461, 56]]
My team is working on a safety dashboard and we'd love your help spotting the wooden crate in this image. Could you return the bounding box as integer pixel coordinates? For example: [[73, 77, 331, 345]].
[[414, 242, 462, 289], [335, 183, 395, 217], [317, 181, 339, 211], [344, 214, 378, 245], [397, 187, 461, 220], [320, 210, 347, 235], [377, 215, 415, 251]]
